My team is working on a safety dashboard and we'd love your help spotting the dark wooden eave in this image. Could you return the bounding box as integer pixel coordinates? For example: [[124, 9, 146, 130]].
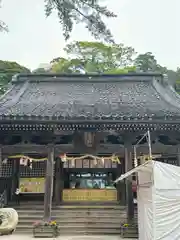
[[0, 73, 180, 126]]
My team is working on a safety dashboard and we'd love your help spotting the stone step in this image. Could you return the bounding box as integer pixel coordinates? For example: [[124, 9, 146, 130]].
[[16, 226, 122, 235], [18, 218, 125, 223], [14, 202, 125, 209], [16, 208, 126, 212], [16, 211, 128, 216], [17, 213, 127, 218], [18, 212, 126, 218], [18, 221, 123, 227], [14, 203, 138, 238], [15, 206, 129, 211], [17, 223, 122, 229], [15, 201, 122, 205]]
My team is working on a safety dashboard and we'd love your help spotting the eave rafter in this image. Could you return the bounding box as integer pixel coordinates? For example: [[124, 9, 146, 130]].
[[0, 122, 180, 131]]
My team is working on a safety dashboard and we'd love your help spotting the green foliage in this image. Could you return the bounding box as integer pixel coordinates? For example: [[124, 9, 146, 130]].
[[0, 60, 30, 94], [52, 41, 136, 74], [0, 0, 8, 32], [1, 0, 116, 42], [134, 52, 157, 72], [105, 66, 136, 74], [44, 0, 116, 42], [33, 68, 50, 73], [51, 58, 82, 73]]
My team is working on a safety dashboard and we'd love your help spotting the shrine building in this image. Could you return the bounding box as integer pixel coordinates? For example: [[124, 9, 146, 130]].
[[0, 72, 180, 220]]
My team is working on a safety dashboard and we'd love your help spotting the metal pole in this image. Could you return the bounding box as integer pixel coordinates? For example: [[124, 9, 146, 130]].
[[147, 130, 152, 160], [133, 145, 138, 167]]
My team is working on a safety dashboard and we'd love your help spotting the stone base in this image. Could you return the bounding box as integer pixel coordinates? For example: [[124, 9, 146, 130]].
[[33, 225, 59, 238], [0, 229, 14, 236]]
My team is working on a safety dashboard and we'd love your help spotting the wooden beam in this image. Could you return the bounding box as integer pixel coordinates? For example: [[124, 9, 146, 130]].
[[1, 143, 179, 157]]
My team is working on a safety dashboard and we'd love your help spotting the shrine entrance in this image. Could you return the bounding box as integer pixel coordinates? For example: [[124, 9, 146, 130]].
[[61, 154, 121, 202], [63, 171, 117, 202]]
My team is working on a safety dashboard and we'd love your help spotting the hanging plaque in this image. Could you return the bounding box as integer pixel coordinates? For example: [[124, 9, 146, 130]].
[[97, 159, 104, 168], [75, 159, 83, 168], [112, 162, 117, 168], [83, 159, 89, 168], [63, 161, 68, 168], [104, 159, 111, 168]]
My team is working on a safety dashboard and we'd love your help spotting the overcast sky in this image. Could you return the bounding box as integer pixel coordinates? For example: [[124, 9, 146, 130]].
[[0, 0, 179, 70]]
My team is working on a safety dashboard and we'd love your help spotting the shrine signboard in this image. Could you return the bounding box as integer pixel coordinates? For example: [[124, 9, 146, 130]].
[[19, 177, 45, 193], [63, 158, 118, 169]]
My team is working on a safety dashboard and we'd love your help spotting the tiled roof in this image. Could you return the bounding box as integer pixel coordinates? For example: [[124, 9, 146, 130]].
[[0, 73, 180, 121]]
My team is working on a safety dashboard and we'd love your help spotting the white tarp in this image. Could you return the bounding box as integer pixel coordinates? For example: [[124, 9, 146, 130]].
[[115, 160, 180, 240]]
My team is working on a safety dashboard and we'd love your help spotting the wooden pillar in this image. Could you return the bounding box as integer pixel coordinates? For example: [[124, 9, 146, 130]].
[[120, 158, 126, 205], [116, 161, 125, 205], [177, 146, 180, 166], [59, 161, 64, 203], [54, 157, 63, 205], [43, 144, 54, 222], [11, 159, 20, 202], [116, 163, 121, 203], [124, 140, 134, 221], [0, 146, 2, 177]]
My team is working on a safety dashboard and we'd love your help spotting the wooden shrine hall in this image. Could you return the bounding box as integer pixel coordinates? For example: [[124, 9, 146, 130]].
[[0, 73, 180, 221]]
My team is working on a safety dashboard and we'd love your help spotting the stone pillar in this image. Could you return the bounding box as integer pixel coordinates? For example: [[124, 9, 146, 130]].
[[43, 144, 54, 222], [124, 141, 134, 221]]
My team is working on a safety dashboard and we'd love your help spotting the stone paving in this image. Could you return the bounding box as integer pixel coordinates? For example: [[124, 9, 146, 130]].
[[0, 235, 136, 240]]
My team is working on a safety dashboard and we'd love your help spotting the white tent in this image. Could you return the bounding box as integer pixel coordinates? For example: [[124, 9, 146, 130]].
[[115, 160, 180, 240]]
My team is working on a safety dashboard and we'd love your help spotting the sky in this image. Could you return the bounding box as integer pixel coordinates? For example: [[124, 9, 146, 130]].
[[0, 0, 179, 70]]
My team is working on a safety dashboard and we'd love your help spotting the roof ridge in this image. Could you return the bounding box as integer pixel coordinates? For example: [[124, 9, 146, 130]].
[[11, 73, 163, 83]]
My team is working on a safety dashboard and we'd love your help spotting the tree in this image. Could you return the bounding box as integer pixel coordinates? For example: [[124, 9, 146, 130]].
[[134, 53, 179, 85], [0, 0, 7, 32], [51, 41, 136, 74], [134, 52, 158, 72], [32, 68, 50, 73], [0, 0, 116, 43], [0, 60, 30, 94]]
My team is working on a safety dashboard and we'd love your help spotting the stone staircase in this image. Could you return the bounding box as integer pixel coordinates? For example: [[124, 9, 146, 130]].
[[14, 202, 130, 235]]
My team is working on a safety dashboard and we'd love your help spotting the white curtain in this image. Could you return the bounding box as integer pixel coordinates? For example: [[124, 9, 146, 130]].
[[138, 186, 153, 240]]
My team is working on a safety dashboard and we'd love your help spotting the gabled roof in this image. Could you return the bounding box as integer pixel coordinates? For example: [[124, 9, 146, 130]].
[[0, 73, 180, 122]]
